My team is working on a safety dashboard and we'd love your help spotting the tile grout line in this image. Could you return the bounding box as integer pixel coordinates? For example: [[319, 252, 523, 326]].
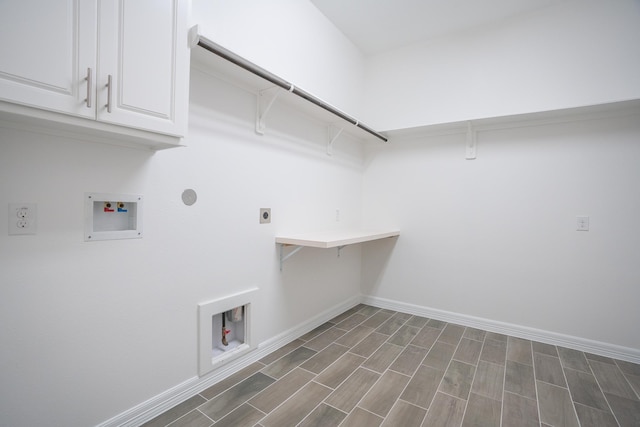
[[231, 310, 372, 427], [411, 319, 450, 403], [528, 340, 544, 427], [331, 311, 398, 427], [424, 323, 470, 424], [499, 339, 508, 427], [196, 360, 268, 403], [160, 406, 204, 427], [256, 305, 383, 427], [320, 399, 350, 416], [618, 369, 640, 401], [214, 401, 265, 426], [347, 313, 414, 425], [580, 359, 622, 426], [186, 363, 270, 424], [389, 397, 429, 426], [396, 396, 430, 412], [461, 332, 490, 426], [437, 389, 470, 402], [380, 355, 428, 425], [196, 408, 215, 427], [250, 369, 341, 425], [297, 364, 320, 377], [256, 379, 334, 425], [614, 360, 640, 401], [532, 348, 554, 426], [360, 366, 412, 425], [500, 337, 532, 427], [341, 405, 383, 425], [245, 401, 267, 415], [420, 324, 457, 422], [553, 346, 584, 427], [292, 383, 341, 427], [500, 336, 542, 427], [332, 311, 418, 426]]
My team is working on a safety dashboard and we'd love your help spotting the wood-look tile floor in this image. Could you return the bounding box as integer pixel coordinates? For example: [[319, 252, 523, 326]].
[[142, 305, 640, 427]]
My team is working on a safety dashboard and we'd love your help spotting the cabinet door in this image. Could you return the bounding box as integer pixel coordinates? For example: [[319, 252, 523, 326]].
[[97, 0, 188, 137], [0, 0, 96, 118]]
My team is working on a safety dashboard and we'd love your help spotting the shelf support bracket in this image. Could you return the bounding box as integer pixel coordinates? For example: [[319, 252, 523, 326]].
[[337, 245, 346, 258], [256, 84, 295, 135], [465, 121, 477, 160], [327, 125, 345, 156], [256, 87, 282, 135], [279, 244, 304, 271]]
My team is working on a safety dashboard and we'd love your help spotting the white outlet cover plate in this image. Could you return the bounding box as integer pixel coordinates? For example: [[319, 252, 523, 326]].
[[576, 216, 590, 231], [8, 203, 37, 235]]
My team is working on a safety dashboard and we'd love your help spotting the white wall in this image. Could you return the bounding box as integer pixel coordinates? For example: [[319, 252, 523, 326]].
[[363, 0, 640, 130], [191, 0, 366, 117], [2, 1, 640, 425], [362, 107, 640, 351], [0, 69, 365, 427], [0, 2, 370, 425]]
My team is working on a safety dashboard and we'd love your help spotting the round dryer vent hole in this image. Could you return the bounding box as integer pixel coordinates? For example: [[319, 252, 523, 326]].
[[182, 189, 197, 206]]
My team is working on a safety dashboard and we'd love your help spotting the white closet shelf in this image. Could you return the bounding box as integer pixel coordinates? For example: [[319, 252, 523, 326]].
[[189, 28, 387, 147], [383, 99, 640, 140], [275, 229, 399, 270]]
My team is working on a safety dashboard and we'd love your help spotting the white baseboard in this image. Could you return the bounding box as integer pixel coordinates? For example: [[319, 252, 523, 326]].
[[362, 295, 640, 364], [98, 293, 639, 427], [255, 295, 362, 354], [96, 295, 361, 427]]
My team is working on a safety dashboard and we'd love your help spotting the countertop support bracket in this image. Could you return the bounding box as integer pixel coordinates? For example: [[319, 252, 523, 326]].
[[337, 245, 346, 257], [279, 244, 304, 271]]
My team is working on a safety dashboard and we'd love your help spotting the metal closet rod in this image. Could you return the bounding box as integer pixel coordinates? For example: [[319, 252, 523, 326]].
[[196, 35, 388, 143]]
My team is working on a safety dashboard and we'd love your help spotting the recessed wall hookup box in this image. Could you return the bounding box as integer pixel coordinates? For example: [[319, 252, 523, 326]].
[[84, 193, 143, 241], [197, 288, 258, 376]]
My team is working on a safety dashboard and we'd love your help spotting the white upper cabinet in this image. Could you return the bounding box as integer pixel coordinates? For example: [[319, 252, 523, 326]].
[[0, 1, 97, 119], [96, 0, 188, 137], [0, 0, 189, 146]]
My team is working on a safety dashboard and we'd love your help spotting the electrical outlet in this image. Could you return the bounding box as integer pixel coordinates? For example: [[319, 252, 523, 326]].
[[8, 203, 37, 235], [259, 208, 271, 224], [576, 216, 589, 231]]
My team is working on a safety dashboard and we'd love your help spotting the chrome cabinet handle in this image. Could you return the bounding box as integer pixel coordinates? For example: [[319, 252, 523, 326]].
[[105, 74, 112, 113], [84, 68, 92, 108]]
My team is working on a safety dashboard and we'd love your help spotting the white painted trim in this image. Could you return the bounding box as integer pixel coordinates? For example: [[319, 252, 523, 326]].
[[256, 294, 362, 353], [96, 294, 361, 427], [362, 295, 640, 364], [95, 291, 640, 427]]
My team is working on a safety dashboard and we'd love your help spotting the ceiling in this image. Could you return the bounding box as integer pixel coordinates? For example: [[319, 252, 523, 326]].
[[311, 0, 565, 55]]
